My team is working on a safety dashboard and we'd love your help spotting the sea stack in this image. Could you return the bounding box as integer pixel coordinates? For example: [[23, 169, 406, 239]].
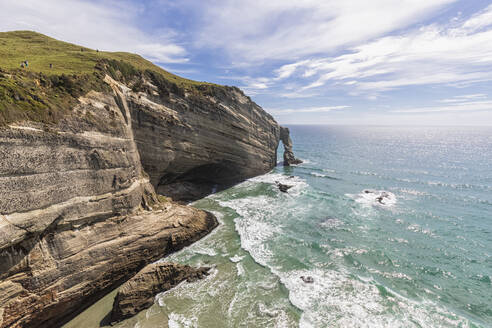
[[280, 126, 303, 166]]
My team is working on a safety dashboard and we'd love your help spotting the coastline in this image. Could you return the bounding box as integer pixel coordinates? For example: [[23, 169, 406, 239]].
[[0, 86, 279, 328], [63, 169, 306, 327], [0, 31, 298, 328], [62, 206, 222, 328], [62, 210, 219, 328], [64, 188, 303, 328], [91, 125, 492, 328]]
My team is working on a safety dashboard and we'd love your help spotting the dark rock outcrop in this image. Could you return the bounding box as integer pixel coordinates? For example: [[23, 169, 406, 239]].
[[276, 181, 293, 193], [111, 263, 210, 323], [0, 78, 219, 327], [300, 276, 314, 284], [362, 189, 396, 206], [280, 126, 302, 166], [129, 82, 280, 201], [0, 72, 279, 327]]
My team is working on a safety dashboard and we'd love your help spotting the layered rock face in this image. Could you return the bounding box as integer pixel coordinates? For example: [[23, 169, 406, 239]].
[[280, 126, 302, 166], [128, 81, 280, 201], [0, 70, 282, 327], [111, 263, 210, 323]]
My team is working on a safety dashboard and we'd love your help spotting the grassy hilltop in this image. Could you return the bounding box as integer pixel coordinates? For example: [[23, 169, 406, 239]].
[[0, 30, 200, 86], [0, 31, 217, 126]]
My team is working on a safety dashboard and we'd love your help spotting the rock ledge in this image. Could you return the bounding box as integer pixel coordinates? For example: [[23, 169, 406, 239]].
[[111, 262, 210, 323]]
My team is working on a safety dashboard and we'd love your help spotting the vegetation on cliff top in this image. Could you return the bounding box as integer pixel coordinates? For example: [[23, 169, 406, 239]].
[[0, 31, 223, 126], [0, 31, 203, 86]]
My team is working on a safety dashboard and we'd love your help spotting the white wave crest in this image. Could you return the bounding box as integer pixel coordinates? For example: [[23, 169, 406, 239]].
[[249, 172, 308, 196], [229, 254, 244, 263], [348, 189, 397, 207], [236, 262, 245, 276], [279, 268, 472, 328], [216, 172, 474, 328], [168, 312, 197, 328]]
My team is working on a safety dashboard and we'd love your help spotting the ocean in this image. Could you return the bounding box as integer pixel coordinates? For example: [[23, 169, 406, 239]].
[[82, 125, 492, 328]]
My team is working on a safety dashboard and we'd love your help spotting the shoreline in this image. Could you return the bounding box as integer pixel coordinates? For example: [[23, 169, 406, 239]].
[[0, 31, 293, 328], [63, 182, 303, 328], [63, 207, 222, 328], [57, 205, 219, 328]]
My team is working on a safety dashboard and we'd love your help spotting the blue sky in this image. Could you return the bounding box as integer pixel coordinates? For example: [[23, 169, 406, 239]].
[[1, 0, 492, 125]]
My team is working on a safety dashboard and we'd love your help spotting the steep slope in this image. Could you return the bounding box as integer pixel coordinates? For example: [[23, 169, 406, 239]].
[[0, 31, 280, 327], [128, 76, 280, 201], [0, 30, 281, 200], [0, 31, 202, 84]]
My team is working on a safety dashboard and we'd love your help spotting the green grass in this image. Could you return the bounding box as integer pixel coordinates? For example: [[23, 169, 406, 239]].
[[0, 69, 111, 126], [0, 30, 211, 88], [0, 31, 224, 126]]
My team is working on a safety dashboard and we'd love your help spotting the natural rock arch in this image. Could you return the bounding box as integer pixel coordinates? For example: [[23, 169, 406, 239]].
[[279, 126, 302, 166]]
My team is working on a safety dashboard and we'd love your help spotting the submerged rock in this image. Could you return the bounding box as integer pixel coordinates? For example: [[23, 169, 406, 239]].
[[110, 263, 210, 323]]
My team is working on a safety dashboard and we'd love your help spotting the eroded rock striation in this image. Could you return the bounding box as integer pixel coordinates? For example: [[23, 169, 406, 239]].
[[0, 75, 221, 327], [111, 262, 210, 323], [129, 78, 280, 201], [0, 43, 282, 327], [280, 126, 302, 166]]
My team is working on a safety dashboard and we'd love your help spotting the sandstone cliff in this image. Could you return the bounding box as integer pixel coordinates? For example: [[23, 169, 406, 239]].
[[126, 74, 280, 201], [0, 75, 219, 328], [110, 263, 210, 323], [280, 126, 302, 166], [0, 31, 282, 328]]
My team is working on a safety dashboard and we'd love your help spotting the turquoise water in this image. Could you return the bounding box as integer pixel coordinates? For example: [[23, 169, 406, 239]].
[[116, 125, 492, 327]]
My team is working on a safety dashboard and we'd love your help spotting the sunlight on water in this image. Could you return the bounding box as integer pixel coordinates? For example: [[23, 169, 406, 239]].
[[75, 126, 491, 328]]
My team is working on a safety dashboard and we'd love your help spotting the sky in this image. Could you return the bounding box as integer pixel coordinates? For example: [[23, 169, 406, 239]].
[[1, 0, 492, 125]]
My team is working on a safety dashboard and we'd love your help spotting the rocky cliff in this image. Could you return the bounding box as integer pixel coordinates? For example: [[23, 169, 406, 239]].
[[280, 126, 302, 166], [0, 31, 283, 328], [110, 262, 210, 323], [127, 73, 280, 201]]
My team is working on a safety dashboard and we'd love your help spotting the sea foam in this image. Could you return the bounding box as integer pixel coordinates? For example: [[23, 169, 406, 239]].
[[348, 189, 397, 207], [218, 172, 473, 328]]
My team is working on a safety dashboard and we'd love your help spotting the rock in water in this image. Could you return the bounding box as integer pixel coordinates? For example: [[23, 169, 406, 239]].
[[110, 263, 210, 323], [276, 181, 293, 193], [280, 126, 303, 166], [300, 276, 314, 283], [361, 189, 396, 206]]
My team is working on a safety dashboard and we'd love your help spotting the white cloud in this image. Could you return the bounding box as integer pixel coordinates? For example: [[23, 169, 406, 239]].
[[391, 100, 492, 113], [218, 75, 273, 95], [268, 105, 349, 114], [0, 0, 187, 63], [272, 5, 492, 92], [279, 91, 322, 99], [3, 0, 492, 127], [461, 4, 492, 32], [194, 0, 455, 62], [438, 94, 487, 103], [274, 61, 310, 79]]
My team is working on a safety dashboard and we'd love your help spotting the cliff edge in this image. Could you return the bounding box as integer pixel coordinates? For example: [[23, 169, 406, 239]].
[[0, 31, 281, 327]]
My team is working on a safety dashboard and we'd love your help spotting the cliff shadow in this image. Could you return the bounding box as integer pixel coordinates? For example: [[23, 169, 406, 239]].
[[156, 161, 244, 202]]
